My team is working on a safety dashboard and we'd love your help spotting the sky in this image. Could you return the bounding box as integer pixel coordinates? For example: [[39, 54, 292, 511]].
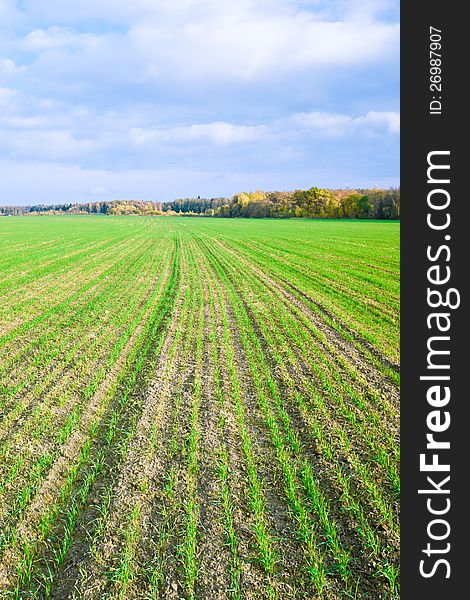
[[0, 0, 399, 205]]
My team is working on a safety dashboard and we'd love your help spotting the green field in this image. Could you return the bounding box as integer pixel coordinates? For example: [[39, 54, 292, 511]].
[[0, 216, 399, 599]]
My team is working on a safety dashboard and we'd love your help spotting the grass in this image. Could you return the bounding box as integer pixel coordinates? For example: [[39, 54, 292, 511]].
[[0, 215, 399, 599]]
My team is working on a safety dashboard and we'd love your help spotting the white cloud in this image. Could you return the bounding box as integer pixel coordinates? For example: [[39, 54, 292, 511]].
[[357, 110, 400, 134], [87, 186, 109, 195], [293, 110, 400, 136], [11, 1, 398, 88], [0, 1, 399, 203], [23, 26, 91, 50], [0, 0, 21, 31], [128, 110, 399, 153], [130, 121, 269, 147], [0, 86, 17, 107], [17, 0, 397, 27], [0, 128, 99, 160], [0, 115, 49, 128], [0, 89, 399, 164], [128, 12, 398, 84], [0, 58, 26, 74]]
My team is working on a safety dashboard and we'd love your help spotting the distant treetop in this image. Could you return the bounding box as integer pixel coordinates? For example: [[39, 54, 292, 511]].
[[0, 187, 400, 220]]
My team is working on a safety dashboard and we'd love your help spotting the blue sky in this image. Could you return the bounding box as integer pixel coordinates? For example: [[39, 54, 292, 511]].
[[0, 0, 399, 205]]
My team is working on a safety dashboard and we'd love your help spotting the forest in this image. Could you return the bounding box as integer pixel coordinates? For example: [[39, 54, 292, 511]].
[[0, 187, 400, 219]]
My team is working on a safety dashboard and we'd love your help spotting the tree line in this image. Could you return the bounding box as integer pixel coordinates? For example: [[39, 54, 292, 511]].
[[0, 187, 399, 219]]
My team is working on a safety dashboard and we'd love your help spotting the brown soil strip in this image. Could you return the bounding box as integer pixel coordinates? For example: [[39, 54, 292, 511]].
[[189, 245, 231, 600], [202, 243, 308, 599], [0, 245, 170, 531], [0, 239, 167, 449], [0, 246, 175, 593], [57, 241, 189, 599], [229, 238, 400, 369], [66, 264, 188, 599], [202, 238, 398, 597], [216, 238, 399, 406]]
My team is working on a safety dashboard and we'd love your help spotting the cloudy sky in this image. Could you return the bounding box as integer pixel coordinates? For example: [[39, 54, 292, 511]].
[[0, 0, 399, 205]]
